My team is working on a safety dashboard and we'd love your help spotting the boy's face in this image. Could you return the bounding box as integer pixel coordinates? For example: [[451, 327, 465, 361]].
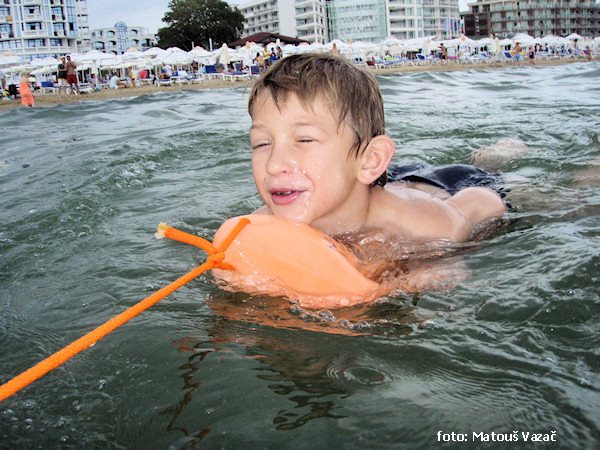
[[250, 92, 366, 233]]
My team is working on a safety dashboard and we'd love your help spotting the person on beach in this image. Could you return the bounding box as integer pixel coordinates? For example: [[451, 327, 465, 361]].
[[256, 52, 265, 72], [513, 43, 522, 64], [330, 43, 340, 55], [65, 55, 80, 95], [57, 56, 67, 96], [440, 43, 448, 63], [19, 72, 34, 107], [109, 73, 126, 89], [248, 53, 506, 242], [528, 46, 535, 66]]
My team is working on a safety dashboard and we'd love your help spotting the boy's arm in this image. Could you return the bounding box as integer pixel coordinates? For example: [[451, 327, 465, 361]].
[[445, 187, 507, 241]]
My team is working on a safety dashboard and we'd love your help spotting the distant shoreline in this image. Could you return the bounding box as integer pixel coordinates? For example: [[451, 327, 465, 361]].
[[0, 56, 594, 111]]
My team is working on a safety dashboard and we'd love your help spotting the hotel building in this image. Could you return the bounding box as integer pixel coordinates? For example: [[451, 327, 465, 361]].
[[0, 0, 89, 60], [90, 22, 156, 55], [462, 0, 600, 38], [236, 0, 461, 43]]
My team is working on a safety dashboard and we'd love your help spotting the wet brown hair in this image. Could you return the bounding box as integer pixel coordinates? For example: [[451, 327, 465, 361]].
[[248, 53, 388, 186]]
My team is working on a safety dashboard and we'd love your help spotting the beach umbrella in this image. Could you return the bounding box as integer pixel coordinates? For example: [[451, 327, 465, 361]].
[[141, 47, 167, 58], [0, 54, 23, 67], [493, 37, 501, 53], [159, 48, 193, 66], [566, 33, 583, 41], [476, 37, 494, 48], [218, 43, 231, 66], [29, 56, 58, 68], [189, 46, 212, 58], [72, 50, 114, 63], [122, 48, 142, 59]]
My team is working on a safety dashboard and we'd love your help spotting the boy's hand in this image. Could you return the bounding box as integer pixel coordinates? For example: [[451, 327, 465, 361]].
[[400, 257, 469, 293]]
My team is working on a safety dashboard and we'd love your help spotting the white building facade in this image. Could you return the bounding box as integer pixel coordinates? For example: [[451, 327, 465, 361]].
[[235, 0, 461, 43], [387, 0, 460, 40], [327, 0, 388, 43], [238, 0, 296, 37], [238, 0, 328, 43], [90, 22, 156, 55], [295, 0, 328, 42], [0, 0, 90, 60]]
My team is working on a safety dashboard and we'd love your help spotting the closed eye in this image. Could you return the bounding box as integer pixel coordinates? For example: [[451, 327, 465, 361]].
[[252, 142, 271, 150]]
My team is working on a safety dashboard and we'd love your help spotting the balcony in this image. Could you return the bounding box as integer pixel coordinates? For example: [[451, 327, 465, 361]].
[[24, 13, 43, 21], [22, 28, 46, 37]]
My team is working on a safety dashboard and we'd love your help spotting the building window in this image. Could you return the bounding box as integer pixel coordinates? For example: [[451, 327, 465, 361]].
[[26, 38, 45, 48]]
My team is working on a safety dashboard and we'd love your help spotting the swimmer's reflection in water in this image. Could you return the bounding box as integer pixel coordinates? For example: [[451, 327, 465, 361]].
[[164, 298, 416, 439]]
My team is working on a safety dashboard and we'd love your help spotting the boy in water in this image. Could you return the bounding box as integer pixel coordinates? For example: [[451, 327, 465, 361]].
[[248, 53, 506, 243]]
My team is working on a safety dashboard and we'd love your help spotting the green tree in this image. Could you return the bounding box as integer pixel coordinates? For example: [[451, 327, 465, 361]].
[[156, 0, 245, 50]]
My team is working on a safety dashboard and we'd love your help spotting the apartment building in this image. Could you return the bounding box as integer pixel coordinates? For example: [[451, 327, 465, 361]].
[[0, 0, 89, 60], [238, 0, 327, 43], [327, 0, 387, 43], [463, 0, 600, 39], [387, 0, 461, 40], [296, 0, 328, 42], [237, 0, 461, 43], [90, 22, 156, 55]]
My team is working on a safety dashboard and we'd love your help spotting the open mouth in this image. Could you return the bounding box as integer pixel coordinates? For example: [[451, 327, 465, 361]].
[[270, 189, 302, 205]]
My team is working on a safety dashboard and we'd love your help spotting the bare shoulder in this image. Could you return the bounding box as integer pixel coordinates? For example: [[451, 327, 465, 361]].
[[446, 186, 507, 226], [370, 185, 506, 242]]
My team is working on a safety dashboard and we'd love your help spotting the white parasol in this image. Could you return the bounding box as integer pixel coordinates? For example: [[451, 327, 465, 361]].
[[218, 43, 231, 66]]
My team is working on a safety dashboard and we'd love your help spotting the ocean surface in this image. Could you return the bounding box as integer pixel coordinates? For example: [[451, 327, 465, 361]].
[[1, 61, 599, 447]]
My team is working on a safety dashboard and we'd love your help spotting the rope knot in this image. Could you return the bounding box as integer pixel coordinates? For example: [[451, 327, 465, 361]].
[[208, 251, 226, 266]]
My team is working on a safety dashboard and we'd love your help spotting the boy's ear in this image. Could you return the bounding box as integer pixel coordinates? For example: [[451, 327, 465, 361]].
[[356, 135, 395, 185]]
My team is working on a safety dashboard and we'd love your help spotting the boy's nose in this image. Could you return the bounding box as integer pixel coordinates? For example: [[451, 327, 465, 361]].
[[265, 144, 294, 175]]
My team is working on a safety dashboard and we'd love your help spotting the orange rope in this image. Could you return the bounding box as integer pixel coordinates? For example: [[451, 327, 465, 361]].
[[0, 218, 250, 403]]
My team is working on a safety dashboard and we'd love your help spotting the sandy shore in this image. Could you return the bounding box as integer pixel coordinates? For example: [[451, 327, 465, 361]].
[[0, 56, 593, 111]]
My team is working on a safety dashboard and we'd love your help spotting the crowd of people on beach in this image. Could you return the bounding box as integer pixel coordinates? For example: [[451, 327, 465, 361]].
[[0, 35, 596, 109]]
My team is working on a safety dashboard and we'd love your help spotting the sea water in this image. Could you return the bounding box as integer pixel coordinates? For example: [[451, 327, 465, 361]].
[[1, 62, 599, 447]]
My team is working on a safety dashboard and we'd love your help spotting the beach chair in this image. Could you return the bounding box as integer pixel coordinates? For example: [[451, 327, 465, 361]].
[[172, 69, 193, 85], [250, 65, 261, 77], [155, 77, 173, 87], [203, 65, 221, 80], [78, 83, 94, 94], [40, 80, 56, 94], [188, 73, 204, 83], [416, 54, 431, 65]]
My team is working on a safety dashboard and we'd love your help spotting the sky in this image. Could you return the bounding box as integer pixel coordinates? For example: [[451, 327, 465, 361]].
[[87, 0, 471, 35], [87, 0, 246, 33]]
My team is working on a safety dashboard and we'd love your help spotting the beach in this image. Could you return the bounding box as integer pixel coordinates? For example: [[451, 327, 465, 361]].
[[0, 56, 593, 111]]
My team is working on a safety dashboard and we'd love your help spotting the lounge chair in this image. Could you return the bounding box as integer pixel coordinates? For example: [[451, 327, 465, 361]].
[[155, 77, 173, 86], [250, 65, 261, 77], [203, 65, 221, 80], [78, 82, 94, 94], [40, 80, 56, 94]]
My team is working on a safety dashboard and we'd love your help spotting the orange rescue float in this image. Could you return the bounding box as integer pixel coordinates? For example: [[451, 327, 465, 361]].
[[212, 214, 381, 308]]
